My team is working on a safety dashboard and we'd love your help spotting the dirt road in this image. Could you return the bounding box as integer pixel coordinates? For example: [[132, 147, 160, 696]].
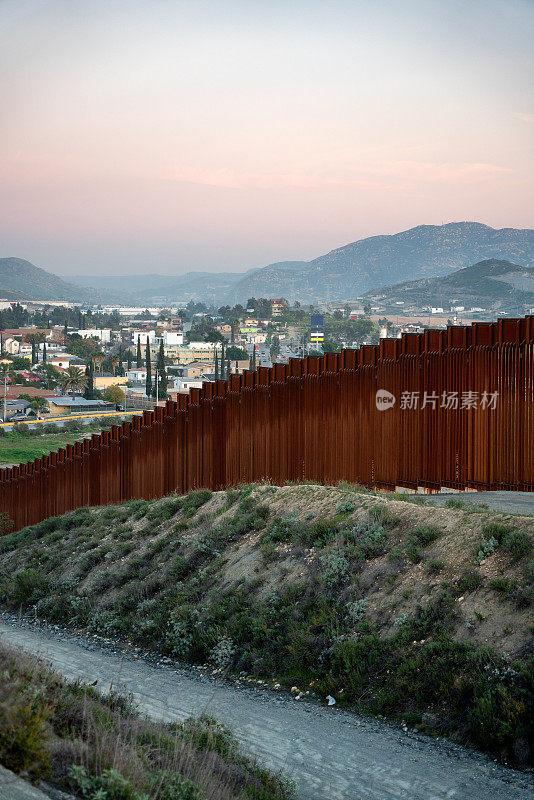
[[1, 620, 532, 800]]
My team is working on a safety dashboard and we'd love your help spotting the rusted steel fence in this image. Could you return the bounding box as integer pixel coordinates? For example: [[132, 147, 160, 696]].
[[1, 316, 533, 531]]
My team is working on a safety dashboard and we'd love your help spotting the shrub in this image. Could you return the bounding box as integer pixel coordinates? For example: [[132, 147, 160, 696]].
[[346, 599, 367, 622], [502, 530, 531, 562], [457, 570, 483, 592], [427, 558, 445, 575], [209, 637, 235, 669], [0, 692, 50, 779], [261, 516, 303, 545], [524, 559, 534, 584], [369, 505, 400, 528], [69, 766, 146, 800], [406, 524, 441, 563], [299, 518, 337, 548], [481, 523, 511, 545], [182, 489, 212, 517], [43, 423, 59, 433], [1, 568, 49, 607], [475, 536, 499, 565], [88, 609, 122, 636], [320, 551, 349, 588], [337, 501, 355, 514]]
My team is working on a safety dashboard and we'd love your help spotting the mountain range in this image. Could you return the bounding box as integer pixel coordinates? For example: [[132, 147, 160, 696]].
[[0, 257, 111, 303], [364, 259, 534, 311], [3, 222, 534, 306]]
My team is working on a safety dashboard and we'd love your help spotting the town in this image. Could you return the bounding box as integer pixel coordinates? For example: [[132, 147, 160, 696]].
[[1, 291, 519, 427]]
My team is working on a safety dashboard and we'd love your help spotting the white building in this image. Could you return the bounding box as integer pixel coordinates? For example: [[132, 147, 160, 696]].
[[132, 330, 156, 345], [126, 368, 148, 382], [161, 330, 183, 346], [76, 328, 112, 344]]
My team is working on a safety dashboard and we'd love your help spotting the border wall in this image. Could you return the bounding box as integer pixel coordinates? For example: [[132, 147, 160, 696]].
[[1, 316, 533, 531]]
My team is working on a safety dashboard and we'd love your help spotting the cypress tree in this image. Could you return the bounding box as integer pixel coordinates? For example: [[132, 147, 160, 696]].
[[226, 359, 231, 379], [31, 338, 36, 365], [117, 345, 123, 376], [127, 349, 132, 371], [136, 336, 142, 368], [145, 342, 152, 398], [42, 343, 47, 363], [157, 339, 167, 399], [220, 343, 225, 380], [214, 349, 219, 380], [84, 362, 94, 399]]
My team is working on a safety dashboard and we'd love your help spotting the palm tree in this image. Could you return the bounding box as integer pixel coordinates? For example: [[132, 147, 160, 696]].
[[58, 366, 88, 400]]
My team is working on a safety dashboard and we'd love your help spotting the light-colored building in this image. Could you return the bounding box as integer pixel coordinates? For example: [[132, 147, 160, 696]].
[[125, 368, 147, 382], [48, 354, 83, 369], [132, 330, 156, 345], [270, 298, 288, 317], [3, 337, 19, 355], [76, 328, 112, 343], [94, 375, 128, 390], [161, 330, 183, 346]]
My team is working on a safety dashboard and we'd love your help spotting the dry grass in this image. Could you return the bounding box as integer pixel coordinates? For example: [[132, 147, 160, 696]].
[[0, 640, 295, 799]]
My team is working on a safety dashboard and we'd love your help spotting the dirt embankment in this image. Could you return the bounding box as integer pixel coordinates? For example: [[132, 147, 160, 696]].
[[0, 483, 532, 765]]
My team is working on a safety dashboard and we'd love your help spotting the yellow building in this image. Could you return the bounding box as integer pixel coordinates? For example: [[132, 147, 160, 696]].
[[94, 375, 128, 390]]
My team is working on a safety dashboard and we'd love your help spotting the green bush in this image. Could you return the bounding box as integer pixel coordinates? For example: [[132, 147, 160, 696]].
[[481, 523, 511, 545], [502, 530, 531, 562], [369, 505, 400, 528], [182, 489, 212, 517], [0, 694, 50, 779], [69, 766, 146, 800], [406, 524, 441, 563], [457, 570, 483, 592], [1, 568, 49, 607]]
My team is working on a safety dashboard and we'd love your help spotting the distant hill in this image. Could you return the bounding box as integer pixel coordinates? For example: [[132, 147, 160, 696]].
[[227, 222, 534, 303], [0, 258, 110, 303], [364, 258, 534, 311], [69, 261, 307, 304]]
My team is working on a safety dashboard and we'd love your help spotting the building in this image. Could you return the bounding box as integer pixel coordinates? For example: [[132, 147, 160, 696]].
[[270, 299, 288, 317], [48, 353, 85, 369], [161, 330, 183, 346], [93, 374, 128, 391], [76, 328, 112, 344], [2, 337, 19, 355], [310, 314, 324, 349], [132, 330, 156, 345], [47, 397, 114, 415], [125, 368, 148, 382]]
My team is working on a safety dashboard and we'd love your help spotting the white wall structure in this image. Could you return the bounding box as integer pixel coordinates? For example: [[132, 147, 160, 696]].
[[132, 330, 156, 345], [162, 330, 183, 346], [76, 328, 112, 343]]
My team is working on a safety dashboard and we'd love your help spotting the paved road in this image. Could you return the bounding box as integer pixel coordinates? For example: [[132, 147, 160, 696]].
[[0, 622, 532, 800], [425, 491, 534, 516]]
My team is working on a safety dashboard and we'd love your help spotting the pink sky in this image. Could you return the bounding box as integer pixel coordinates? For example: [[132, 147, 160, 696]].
[[1, 0, 533, 275]]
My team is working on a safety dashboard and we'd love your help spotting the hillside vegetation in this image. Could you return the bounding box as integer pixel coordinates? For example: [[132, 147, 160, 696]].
[[1, 484, 533, 766], [365, 258, 534, 310]]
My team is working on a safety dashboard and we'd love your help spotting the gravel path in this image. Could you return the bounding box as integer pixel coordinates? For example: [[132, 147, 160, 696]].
[[1, 619, 532, 800], [424, 491, 534, 515]]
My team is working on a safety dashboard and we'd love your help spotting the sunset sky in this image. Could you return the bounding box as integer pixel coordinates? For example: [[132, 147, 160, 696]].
[[1, 0, 533, 275]]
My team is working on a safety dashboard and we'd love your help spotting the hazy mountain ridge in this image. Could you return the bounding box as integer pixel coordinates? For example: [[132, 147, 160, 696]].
[[0, 258, 113, 303], [364, 258, 534, 310], [4, 223, 534, 306], [227, 223, 534, 303]]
